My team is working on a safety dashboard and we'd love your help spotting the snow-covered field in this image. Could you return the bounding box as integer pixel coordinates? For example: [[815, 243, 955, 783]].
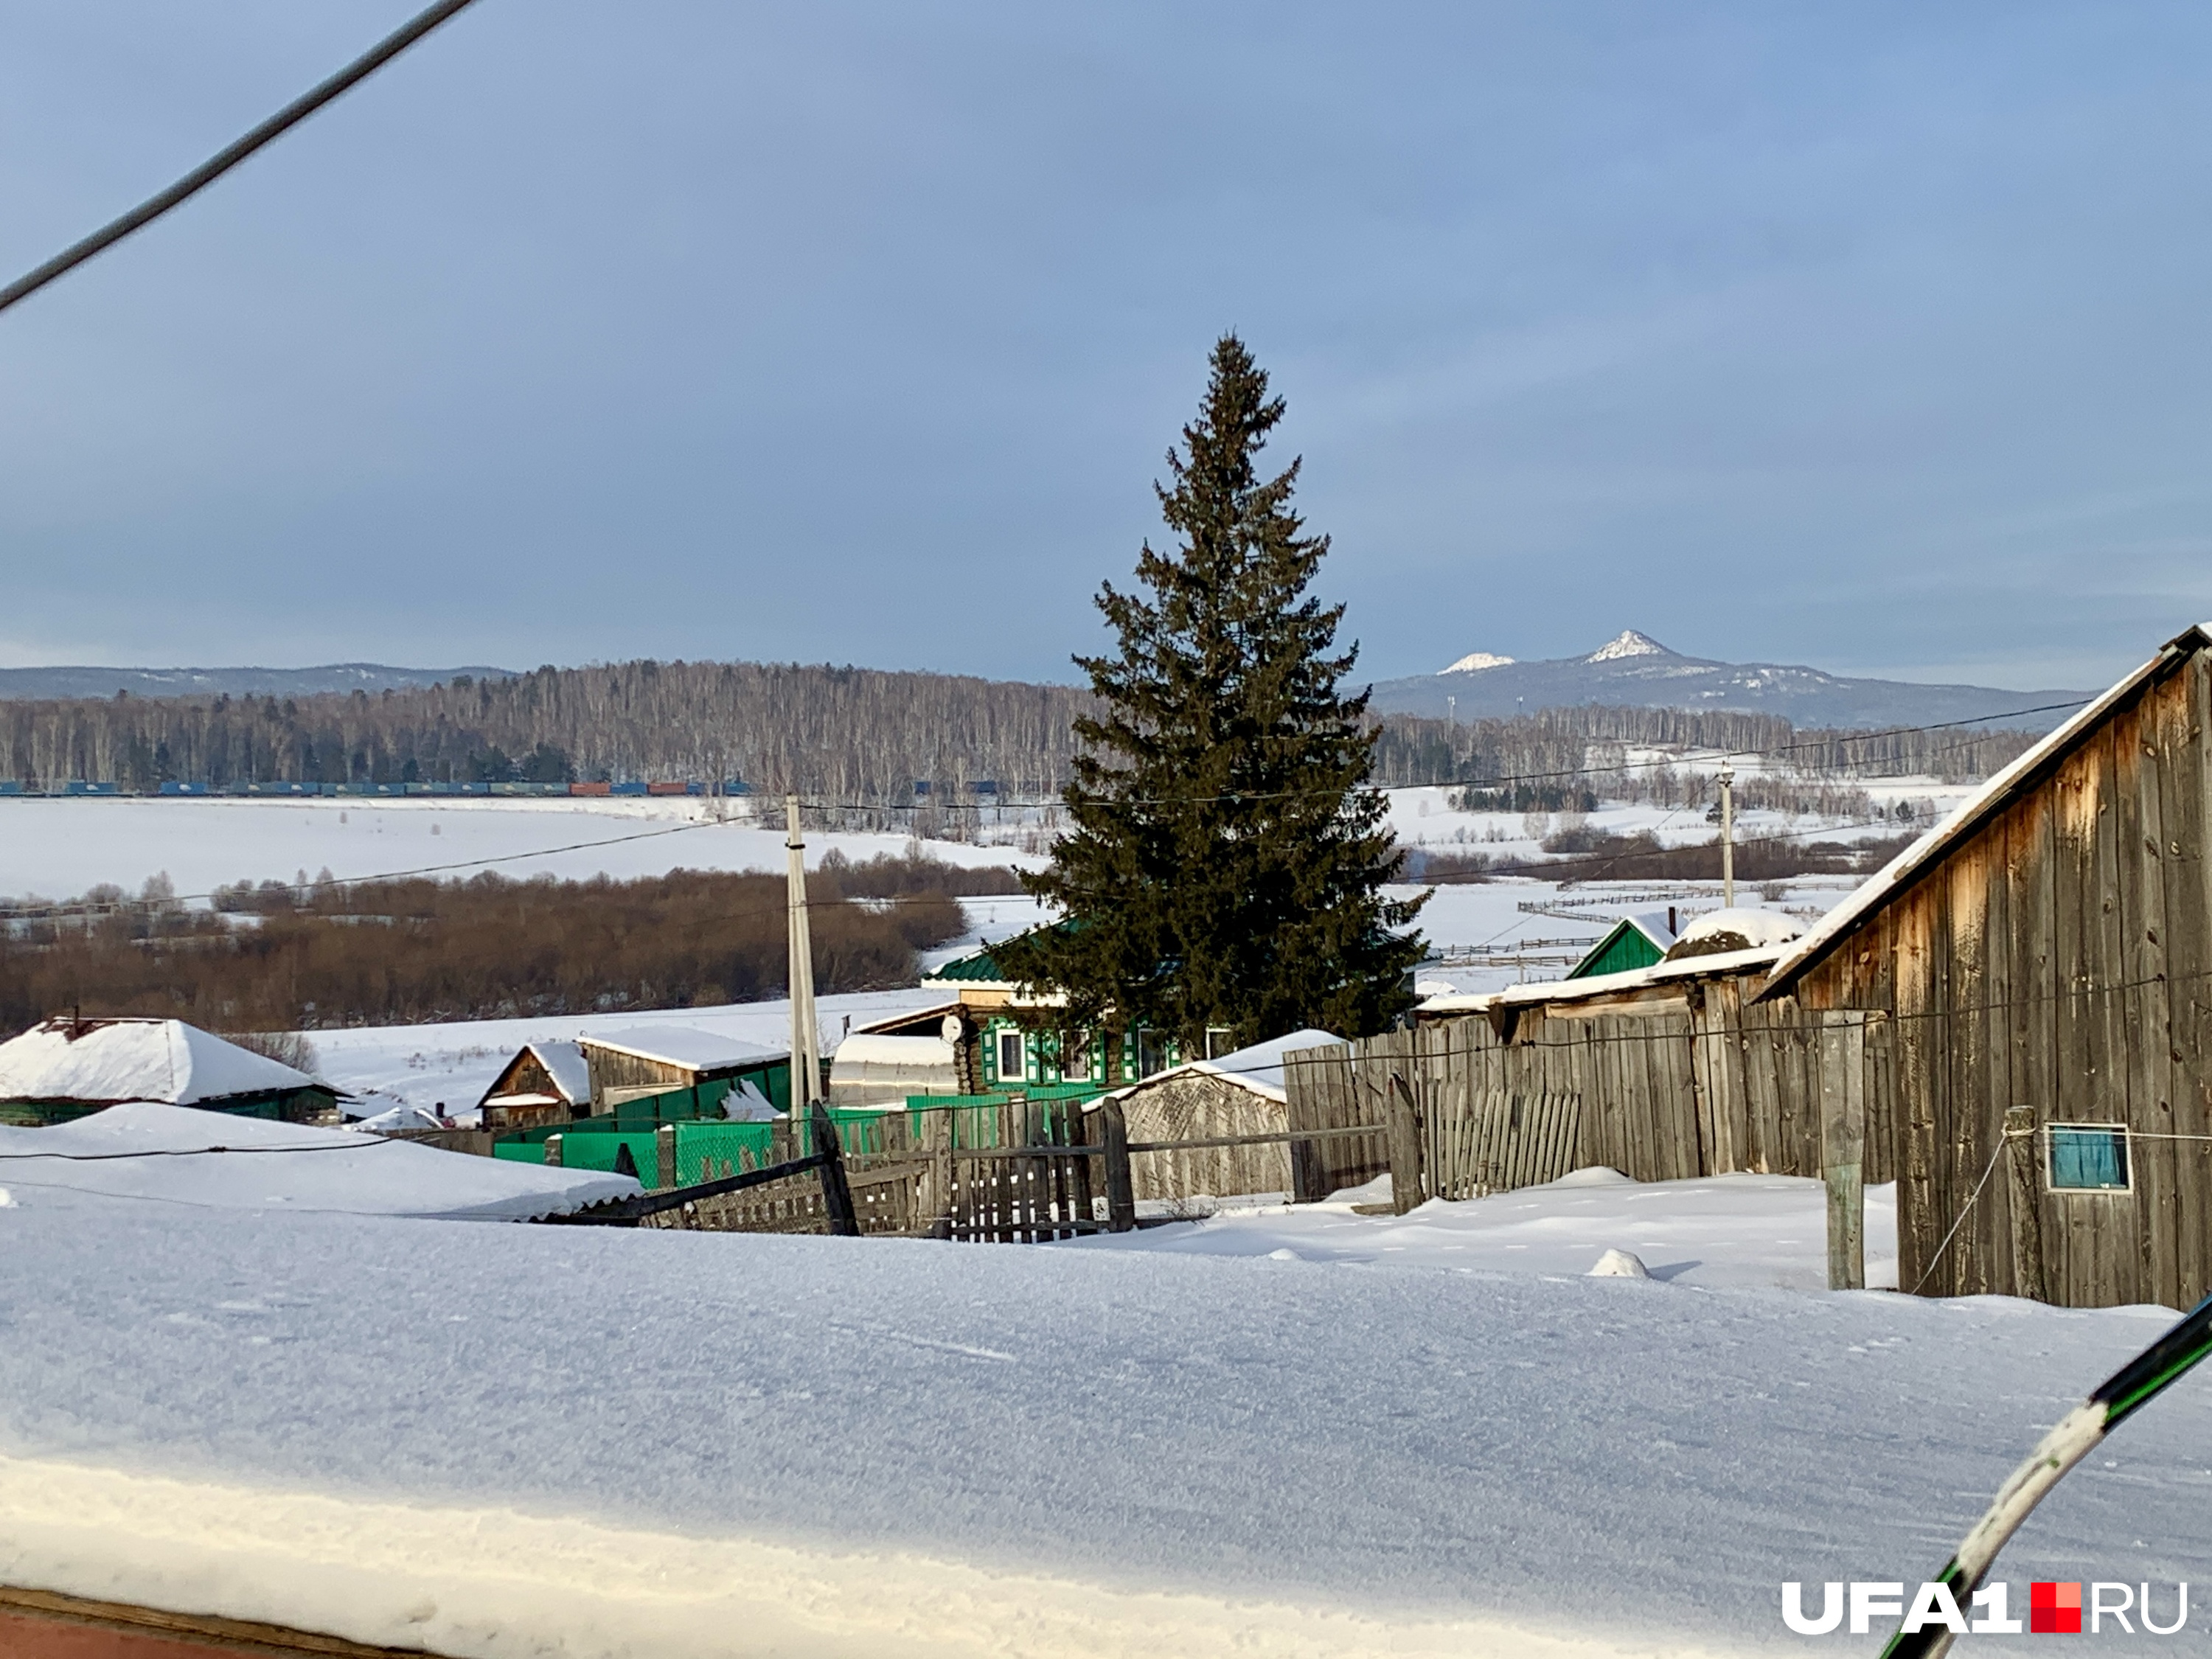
[[0, 795, 1042, 905], [0, 1171, 2205, 1655], [0, 779, 1959, 909]]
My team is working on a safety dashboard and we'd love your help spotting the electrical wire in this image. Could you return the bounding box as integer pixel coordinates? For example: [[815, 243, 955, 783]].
[[0, 0, 484, 317]]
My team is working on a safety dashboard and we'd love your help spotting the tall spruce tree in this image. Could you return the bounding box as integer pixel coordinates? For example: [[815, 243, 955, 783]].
[[995, 335, 1426, 1049]]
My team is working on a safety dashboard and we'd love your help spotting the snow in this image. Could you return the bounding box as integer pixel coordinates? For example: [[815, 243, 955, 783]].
[[0, 1018, 318, 1107], [0, 795, 1043, 905], [0, 1176, 2208, 1655], [1439, 650, 1516, 674], [1074, 1165, 1902, 1293], [1586, 628, 1671, 661], [347, 1104, 445, 1133], [1669, 905, 1804, 956], [1587, 1247, 1649, 1278], [0, 1102, 633, 1219], [580, 1025, 785, 1070]]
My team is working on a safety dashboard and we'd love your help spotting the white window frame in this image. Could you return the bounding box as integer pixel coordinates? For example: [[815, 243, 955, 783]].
[[2047, 1121, 2132, 1193], [996, 1027, 1027, 1084], [1204, 1027, 1234, 1060]]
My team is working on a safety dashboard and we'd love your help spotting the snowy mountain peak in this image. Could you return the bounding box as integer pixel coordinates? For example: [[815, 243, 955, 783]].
[[1438, 651, 1516, 675], [1586, 630, 1672, 663]]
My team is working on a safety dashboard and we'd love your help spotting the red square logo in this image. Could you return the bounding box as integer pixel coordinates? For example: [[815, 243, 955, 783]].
[[2031, 1581, 2082, 1634]]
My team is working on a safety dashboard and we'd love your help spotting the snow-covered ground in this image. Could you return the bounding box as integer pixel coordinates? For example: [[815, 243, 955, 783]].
[[0, 778, 1962, 910], [1078, 1166, 1902, 1293], [1382, 764, 1978, 859], [0, 795, 1042, 905], [0, 1179, 2206, 1655], [0, 1102, 633, 1219]]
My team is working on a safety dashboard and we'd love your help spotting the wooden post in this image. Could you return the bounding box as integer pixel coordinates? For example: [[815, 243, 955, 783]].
[[1099, 1099, 1136, 1232], [2004, 1105, 2048, 1302], [1819, 1015, 1865, 1291], [810, 1102, 860, 1237], [1065, 1096, 1095, 1230], [655, 1123, 677, 1191], [544, 1133, 563, 1169], [925, 1107, 955, 1239], [1387, 1073, 1425, 1215]]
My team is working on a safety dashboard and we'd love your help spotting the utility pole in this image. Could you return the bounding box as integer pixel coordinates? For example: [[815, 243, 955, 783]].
[[1718, 765, 1736, 909], [785, 794, 820, 1110]]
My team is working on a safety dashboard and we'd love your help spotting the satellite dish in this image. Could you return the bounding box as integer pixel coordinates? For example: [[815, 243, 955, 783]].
[[940, 1014, 964, 1044]]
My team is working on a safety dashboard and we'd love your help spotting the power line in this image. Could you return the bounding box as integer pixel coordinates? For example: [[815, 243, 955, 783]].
[[0, 0, 484, 317]]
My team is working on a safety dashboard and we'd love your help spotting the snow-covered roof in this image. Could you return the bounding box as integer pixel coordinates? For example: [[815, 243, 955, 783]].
[[479, 1040, 591, 1107], [1094, 1028, 1342, 1107], [577, 1026, 786, 1072], [349, 1103, 448, 1134], [1760, 623, 2212, 1000], [0, 1017, 325, 1107], [0, 1101, 633, 1220], [1664, 907, 1802, 959], [1418, 945, 1787, 1018]]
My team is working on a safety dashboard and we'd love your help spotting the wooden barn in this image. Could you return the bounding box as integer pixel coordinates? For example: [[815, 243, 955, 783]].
[[1761, 625, 2212, 1310], [476, 1040, 591, 1131], [577, 1027, 794, 1115], [1092, 1028, 1340, 1204]]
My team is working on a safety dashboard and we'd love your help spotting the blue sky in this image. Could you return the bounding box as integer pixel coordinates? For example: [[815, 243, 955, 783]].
[[2, 1, 2208, 689]]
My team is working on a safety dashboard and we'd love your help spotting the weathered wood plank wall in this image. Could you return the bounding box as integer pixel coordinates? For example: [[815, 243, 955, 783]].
[[1792, 650, 2212, 1309], [1282, 992, 1885, 1200]]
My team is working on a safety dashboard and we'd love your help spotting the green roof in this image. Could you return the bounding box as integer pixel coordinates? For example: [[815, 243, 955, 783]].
[[925, 945, 1008, 982]]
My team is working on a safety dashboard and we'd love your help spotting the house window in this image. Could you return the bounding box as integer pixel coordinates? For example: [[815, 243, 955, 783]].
[[996, 1029, 1026, 1084], [1062, 1029, 1091, 1081], [1135, 1029, 1169, 1078], [1204, 1027, 1234, 1060], [2049, 1124, 2130, 1192]]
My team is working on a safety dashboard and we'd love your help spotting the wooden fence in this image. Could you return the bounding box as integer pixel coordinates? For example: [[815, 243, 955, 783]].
[[1286, 986, 1885, 1201]]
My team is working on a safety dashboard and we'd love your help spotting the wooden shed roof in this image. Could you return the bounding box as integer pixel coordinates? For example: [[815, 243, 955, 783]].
[[1759, 622, 2212, 1000]]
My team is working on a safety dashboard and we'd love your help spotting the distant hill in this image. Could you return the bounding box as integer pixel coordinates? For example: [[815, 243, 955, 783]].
[[0, 664, 518, 701], [1369, 630, 2089, 732]]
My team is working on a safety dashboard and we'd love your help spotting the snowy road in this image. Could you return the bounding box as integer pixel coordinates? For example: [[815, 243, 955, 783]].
[[0, 1183, 2207, 1655]]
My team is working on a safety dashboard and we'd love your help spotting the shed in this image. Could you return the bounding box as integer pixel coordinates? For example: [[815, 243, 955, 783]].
[[475, 1040, 592, 1132], [827, 1033, 960, 1107], [1092, 1029, 1339, 1205], [1567, 908, 1681, 979], [1761, 623, 2212, 1309], [576, 1026, 795, 1114], [0, 1015, 338, 1126]]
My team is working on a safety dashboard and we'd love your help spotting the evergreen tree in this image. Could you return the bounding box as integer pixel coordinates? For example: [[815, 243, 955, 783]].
[[995, 335, 1425, 1049]]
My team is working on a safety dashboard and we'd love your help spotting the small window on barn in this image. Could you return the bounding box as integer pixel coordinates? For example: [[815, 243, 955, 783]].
[[996, 1029, 1026, 1083], [2048, 1124, 2130, 1192]]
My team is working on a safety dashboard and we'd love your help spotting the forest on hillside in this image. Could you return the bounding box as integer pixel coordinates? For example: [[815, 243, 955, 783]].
[[0, 658, 2043, 812], [0, 852, 1023, 1038]]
